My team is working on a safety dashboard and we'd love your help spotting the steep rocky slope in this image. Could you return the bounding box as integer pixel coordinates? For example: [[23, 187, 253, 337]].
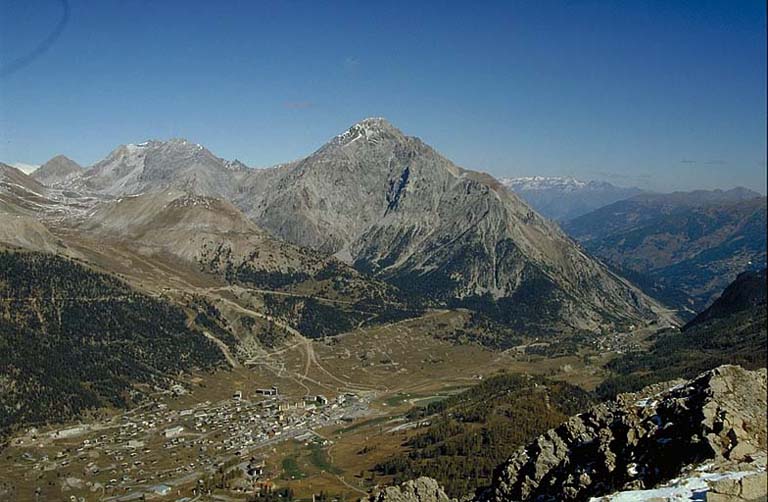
[[234, 118, 664, 331], [564, 191, 767, 317], [31, 154, 83, 186], [0, 162, 49, 214], [0, 163, 63, 252], [480, 365, 767, 501], [500, 176, 642, 221]]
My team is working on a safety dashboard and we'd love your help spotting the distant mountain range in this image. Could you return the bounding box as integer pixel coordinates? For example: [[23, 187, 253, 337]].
[[3, 118, 664, 334], [5, 125, 764, 325], [499, 176, 643, 221], [563, 189, 766, 317]]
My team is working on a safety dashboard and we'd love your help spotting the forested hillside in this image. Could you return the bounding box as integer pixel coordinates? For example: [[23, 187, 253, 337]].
[[374, 373, 595, 497], [596, 270, 767, 399], [564, 194, 766, 316], [0, 250, 225, 437]]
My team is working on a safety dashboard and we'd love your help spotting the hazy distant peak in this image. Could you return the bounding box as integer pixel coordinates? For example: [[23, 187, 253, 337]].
[[46, 154, 77, 164], [501, 176, 633, 192], [630, 187, 762, 207], [31, 154, 83, 186], [500, 176, 644, 221]]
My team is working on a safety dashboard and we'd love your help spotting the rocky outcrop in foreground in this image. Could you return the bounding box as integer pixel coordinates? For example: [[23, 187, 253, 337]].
[[367, 365, 767, 502], [366, 477, 453, 502], [481, 365, 766, 501]]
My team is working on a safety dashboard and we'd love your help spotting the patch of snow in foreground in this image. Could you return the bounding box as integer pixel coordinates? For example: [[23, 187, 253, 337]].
[[590, 470, 759, 502]]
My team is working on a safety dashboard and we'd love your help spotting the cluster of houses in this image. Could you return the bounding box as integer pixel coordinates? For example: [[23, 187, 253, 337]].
[[9, 384, 370, 501]]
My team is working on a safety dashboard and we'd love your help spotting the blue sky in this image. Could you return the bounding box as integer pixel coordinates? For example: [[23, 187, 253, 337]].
[[1, 0, 765, 192]]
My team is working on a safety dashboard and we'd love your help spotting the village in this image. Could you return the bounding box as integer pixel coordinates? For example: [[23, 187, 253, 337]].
[[3, 385, 373, 501]]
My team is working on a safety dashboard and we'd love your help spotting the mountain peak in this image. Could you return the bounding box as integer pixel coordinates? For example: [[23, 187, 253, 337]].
[[31, 154, 83, 186], [502, 176, 590, 191], [332, 117, 405, 146], [355, 116, 394, 128], [47, 154, 78, 164], [123, 138, 203, 151], [81, 137, 245, 197]]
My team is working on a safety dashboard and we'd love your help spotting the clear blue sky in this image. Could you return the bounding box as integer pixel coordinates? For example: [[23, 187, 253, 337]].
[[1, 0, 765, 192]]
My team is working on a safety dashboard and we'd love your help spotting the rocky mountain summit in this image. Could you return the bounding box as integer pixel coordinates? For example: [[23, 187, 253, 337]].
[[368, 365, 767, 502], [30, 154, 83, 186], [367, 478, 453, 502], [232, 118, 664, 330], [481, 364, 767, 501], [75, 138, 248, 198]]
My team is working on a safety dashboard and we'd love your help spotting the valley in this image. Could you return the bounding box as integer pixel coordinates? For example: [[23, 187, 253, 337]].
[[0, 119, 764, 502], [0, 293, 652, 502]]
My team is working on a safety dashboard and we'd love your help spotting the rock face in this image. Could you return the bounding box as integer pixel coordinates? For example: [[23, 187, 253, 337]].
[[0, 163, 64, 252], [706, 472, 768, 502], [31, 155, 83, 186], [0, 162, 47, 198], [365, 477, 454, 502], [478, 365, 767, 502]]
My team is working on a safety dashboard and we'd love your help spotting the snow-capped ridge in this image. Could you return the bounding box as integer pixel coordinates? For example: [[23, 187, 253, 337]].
[[333, 117, 404, 146], [499, 176, 644, 221]]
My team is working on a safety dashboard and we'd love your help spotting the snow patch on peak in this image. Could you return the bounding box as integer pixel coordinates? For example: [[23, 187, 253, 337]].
[[356, 116, 390, 127], [334, 117, 401, 146], [124, 143, 151, 155]]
